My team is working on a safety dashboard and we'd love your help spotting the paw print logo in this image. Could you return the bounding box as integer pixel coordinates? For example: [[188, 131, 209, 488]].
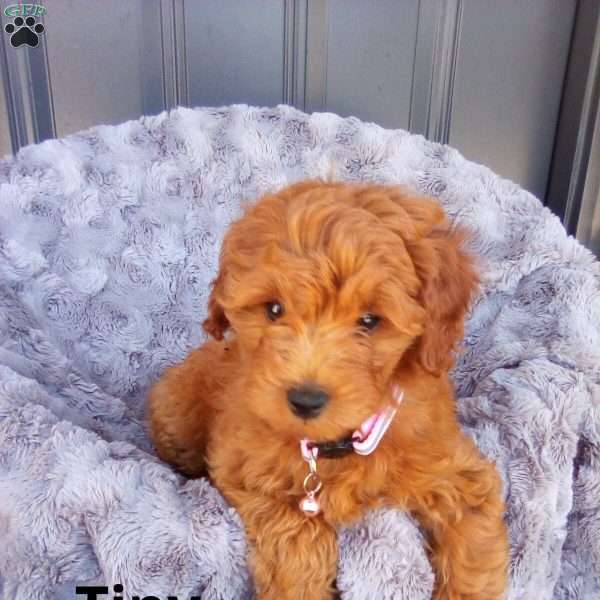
[[4, 16, 45, 48]]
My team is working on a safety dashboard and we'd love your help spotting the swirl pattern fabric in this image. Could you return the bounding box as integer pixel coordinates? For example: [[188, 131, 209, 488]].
[[0, 104, 598, 599]]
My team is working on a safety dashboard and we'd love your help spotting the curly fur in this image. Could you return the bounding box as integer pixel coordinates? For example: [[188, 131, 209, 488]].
[[149, 181, 509, 600]]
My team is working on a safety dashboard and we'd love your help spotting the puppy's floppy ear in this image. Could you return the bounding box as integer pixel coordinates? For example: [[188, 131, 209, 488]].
[[351, 185, 478, 372], [202, 269, 230, 340], [403, 200, 479, 374]]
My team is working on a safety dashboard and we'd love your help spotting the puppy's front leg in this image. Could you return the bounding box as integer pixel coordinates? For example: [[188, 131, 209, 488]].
[[236, 494, 337, 600], [407, 439, 509, 600]]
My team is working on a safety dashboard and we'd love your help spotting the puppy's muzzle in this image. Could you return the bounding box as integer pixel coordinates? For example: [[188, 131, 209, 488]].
[[287, 385, 329, 419]]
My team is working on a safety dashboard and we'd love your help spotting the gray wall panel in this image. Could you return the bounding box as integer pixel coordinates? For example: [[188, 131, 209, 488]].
[[449, 0, 575, 198], [185, 0, 285, 108], [44, 0, 163, 137], [0, 68, 10, 156], [576, 107, 600, 256], [547, 0, 600, 230], [325, 0, 419, 129]]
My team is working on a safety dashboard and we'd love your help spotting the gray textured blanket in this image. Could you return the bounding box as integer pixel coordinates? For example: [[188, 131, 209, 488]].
[[0, 104, 598, 600]]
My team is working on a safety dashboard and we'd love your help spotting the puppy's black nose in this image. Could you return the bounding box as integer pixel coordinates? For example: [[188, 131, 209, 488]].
[[287, 385, 329, 419]]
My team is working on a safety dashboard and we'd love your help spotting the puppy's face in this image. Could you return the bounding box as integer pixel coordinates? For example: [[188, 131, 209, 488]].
[[204, 182, 477, 441]]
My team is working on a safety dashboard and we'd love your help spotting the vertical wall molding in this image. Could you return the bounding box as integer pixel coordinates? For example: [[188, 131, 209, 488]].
[[283, 0, 308, 109], [409, 0, 462, 143], [409, 0, 436, 136], [575, 97, 600, 254], [430, 0, 462, 144], [0, 23, 27, 152], [547, 0, 600, 235], [304, 0, 328, 113], [0, 10, 54, 152], [159, 0, 188, 109], [23, 15, 56, 144]]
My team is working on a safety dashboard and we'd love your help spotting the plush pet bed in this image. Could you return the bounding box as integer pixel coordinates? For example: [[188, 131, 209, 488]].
[[0, 104, 598, 600]]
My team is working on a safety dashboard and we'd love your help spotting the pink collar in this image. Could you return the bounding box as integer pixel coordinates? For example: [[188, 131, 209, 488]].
[[297, 386, 403, 517], [300, 386, 403, 461]]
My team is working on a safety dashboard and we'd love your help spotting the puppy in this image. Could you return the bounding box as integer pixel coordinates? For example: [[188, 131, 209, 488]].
[[148, 181, 509, 600]]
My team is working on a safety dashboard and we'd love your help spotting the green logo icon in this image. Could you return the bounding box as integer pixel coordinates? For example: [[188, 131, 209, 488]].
[[4, 4, 46, 17]]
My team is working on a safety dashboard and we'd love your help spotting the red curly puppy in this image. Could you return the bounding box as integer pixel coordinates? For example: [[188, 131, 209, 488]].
[[148, 181, 509, 600]]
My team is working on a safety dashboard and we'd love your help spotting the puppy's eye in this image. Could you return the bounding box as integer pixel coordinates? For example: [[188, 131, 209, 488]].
[[357, 313, 380, 331], [265, 301, 284, 321]]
